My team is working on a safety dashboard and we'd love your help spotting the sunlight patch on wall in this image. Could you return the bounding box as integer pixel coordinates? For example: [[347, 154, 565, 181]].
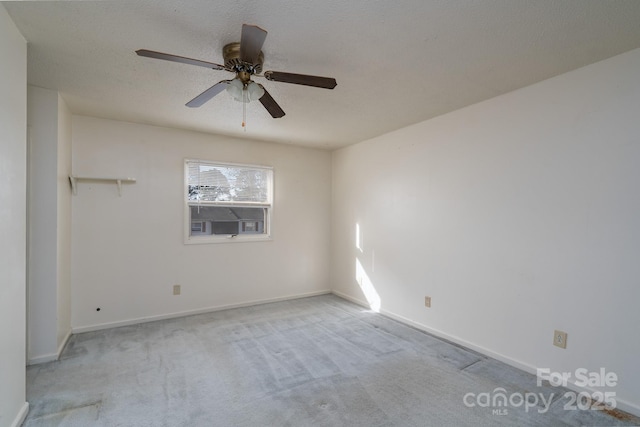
[[355, 257, 381, 312]]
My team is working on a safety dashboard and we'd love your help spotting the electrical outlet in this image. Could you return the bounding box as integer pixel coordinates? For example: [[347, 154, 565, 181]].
[[424, 296, 431, 308], [553, 330, 567, 349], [173, 285, 181, 296]]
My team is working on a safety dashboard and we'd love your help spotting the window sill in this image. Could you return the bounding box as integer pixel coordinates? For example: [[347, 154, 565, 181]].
[[184, 234, 273, 245]]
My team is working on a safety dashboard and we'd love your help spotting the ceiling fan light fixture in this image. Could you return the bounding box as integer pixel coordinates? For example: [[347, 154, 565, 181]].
[[226, 78, 245, 102], [247, 81, 264, 102], [227, 78, 264, 103]]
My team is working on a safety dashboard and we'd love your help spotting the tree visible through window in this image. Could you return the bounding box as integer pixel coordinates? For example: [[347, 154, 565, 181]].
[[185, 160, 273, 242]]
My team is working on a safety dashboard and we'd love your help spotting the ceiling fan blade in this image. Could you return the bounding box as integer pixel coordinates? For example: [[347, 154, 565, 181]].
[[258, 85, 285, 118], [186, 81, 230, 108], [240, 24, 267, 65], [136, 49, 225, 70], [263, 71, 337, 89]]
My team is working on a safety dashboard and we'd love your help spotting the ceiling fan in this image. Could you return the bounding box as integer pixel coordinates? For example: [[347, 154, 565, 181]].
[[136, 24, 337, 119]]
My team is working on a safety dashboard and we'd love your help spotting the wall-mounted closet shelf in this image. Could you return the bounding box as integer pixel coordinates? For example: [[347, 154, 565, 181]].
[[69, 176, 136, 196]]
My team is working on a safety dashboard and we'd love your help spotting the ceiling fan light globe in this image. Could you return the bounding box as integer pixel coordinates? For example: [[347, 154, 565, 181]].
[[226, 78, 245, 102], [247, 81, 265, 101]]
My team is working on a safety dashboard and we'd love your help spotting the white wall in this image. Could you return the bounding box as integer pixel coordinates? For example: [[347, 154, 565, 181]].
[[332, 48, 640, 413], [26, 87, 72, 364], [0, 5, 28, 427], [57, 95, 72, 352], [71, 116, 331, 330], [27, 86, 59, 362]]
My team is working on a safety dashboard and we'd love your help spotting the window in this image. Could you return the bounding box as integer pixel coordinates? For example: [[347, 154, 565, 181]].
[[191, 221, 206, 233], [185, 159, 273, 243]]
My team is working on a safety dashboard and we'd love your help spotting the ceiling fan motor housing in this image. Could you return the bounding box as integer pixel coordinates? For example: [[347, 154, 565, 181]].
[[223, 42, 264, 78]]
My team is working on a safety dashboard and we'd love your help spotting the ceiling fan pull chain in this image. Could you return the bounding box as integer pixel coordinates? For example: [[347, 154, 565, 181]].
[[242, 88, 247, 130]]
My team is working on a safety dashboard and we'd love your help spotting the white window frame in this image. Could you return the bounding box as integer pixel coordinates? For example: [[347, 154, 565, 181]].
[[184, 159, 273, 244]]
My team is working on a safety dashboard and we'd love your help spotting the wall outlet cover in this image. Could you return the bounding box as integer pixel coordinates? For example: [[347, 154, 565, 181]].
[[424, 296, 431, 308], [173, 284, 181, 295], [553, 330, 567, 349]]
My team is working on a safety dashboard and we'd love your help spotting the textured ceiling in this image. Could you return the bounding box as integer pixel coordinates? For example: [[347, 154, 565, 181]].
[[5, 0, 640, 149]]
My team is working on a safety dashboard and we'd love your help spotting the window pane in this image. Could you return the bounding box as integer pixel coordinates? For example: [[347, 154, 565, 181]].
[[212, 221, 238, 235], [190, 206, 266, 236], [188, 162, 271, 203]]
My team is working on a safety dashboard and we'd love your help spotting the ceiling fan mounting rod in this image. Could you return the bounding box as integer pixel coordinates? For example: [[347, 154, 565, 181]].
[[236, 70, 252, 84]]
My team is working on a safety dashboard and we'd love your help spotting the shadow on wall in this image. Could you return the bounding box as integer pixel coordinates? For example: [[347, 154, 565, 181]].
[[355, 223, 381, 312]]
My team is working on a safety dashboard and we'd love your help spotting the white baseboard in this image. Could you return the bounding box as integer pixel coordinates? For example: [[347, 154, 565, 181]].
[[57, 328, 72, 358], [330, 290, 640, 418], [27, 328, 72, 365], [27, 352, 58, 365], [72, 290, 332, 334], [11, 402, 29, 427], [611, 399, 640, 419]]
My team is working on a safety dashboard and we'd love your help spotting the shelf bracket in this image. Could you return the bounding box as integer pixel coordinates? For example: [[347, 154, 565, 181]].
[[69, 175, 136, 196], [69, 176, 77, 195]]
